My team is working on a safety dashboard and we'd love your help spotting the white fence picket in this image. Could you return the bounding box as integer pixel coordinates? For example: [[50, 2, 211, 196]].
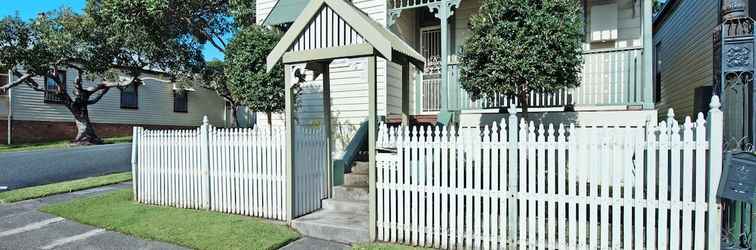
[[131, 118, 325, 221], [373, 97, 724, 249]]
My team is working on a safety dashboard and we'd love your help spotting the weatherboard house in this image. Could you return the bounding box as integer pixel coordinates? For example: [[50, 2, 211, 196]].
[[258, 0, 661, 243], [257, 0, 659, 155], [0, 70, 228, 144]]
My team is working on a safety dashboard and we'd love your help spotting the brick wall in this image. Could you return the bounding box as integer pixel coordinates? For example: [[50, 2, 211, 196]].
[[0, 119, 195, 145]]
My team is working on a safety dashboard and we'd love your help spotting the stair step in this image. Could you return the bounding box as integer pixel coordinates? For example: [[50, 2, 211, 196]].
[[344, 173, 368, 186], [351, 162, 369, 174], [333, 185, 368, 201], [322, 199, 368, 214], [292, 209, 369, 244]]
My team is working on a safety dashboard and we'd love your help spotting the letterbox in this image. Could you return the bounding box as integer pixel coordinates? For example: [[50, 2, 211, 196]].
[[718, 151, 756, 202]]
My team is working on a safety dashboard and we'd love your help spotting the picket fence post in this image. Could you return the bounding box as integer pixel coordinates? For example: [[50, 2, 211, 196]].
[[201, 116, 211, 210], [707, 96, 723, 249], [131, 126, 140, 201], [507, 106, 518, 246]]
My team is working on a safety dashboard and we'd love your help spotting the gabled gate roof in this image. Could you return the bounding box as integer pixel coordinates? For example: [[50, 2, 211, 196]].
[[266, 0, 425, 71]]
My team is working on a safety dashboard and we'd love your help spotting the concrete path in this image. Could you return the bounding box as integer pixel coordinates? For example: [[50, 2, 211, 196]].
[[0, 183, 185, 250], [280, 237, 351, 250], [0, 143, 131, 191]]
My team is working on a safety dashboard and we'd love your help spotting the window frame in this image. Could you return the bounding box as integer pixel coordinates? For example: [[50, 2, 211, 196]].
[[173, 89, 188, 113], [43, 71, 67, 104], [119, 84, 139, 109], [0, 73, 8, 96]]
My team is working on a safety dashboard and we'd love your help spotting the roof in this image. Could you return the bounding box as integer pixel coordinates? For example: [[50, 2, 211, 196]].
[[263, 0, 310, 26], [266, 0, 425, 71]]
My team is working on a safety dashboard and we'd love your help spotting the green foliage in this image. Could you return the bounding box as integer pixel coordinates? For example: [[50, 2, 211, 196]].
[[225, 25, 284, 115], [230, 0, 257, 28], [459, 0, 583, 110]]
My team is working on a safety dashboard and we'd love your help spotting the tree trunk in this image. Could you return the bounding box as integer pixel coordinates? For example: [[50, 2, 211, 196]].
[[517, 91, 529, 120], [266, 112, 273, 126], [230, 105, 241, 127], [70, 102, 103, 145]]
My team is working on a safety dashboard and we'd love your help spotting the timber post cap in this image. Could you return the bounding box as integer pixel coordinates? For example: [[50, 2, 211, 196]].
[[202, 115, 209, 125], [710, 95, 722, 110]]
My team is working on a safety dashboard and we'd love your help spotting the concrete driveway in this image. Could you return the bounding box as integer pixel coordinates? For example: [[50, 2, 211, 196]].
[[0, 143, 132, 191]]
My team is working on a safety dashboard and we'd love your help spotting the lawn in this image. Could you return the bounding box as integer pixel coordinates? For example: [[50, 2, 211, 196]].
[[0, 172, 133, 203], [352, 243, 433, 250], [0, 136, 132, 153], [41, 189, 299, 250]]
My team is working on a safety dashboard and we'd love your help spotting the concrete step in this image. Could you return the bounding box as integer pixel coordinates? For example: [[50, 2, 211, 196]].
[[332, 185, 368, 201], [344, 172, 368, 186], [321, 199, 368, 214], [351, 161, 369, 174], [292, 209, 369, 244]]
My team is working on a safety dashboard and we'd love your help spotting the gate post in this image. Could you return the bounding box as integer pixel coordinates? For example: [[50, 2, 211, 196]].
[[131, 126, 140, 201], [707, 96, 723, 249], [201, 116, 211, 210]]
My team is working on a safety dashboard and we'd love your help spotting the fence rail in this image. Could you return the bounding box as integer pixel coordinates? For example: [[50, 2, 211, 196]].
[[131, 118, 326, 221], [375, 97, 723, 249]]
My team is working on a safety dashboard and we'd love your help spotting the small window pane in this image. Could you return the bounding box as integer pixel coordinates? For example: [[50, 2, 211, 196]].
[[120, 85, 138, 109], [173, 90, 188, 113]]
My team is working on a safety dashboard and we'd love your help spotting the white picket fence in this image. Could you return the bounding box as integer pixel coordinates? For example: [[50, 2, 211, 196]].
[[375, 97, 724, 249], [131, 117, 326, 220]]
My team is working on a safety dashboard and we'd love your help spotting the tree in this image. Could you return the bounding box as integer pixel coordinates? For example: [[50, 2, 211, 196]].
[[458, 0, 583, 115], [0, 3, 204, 145], [201, 60, 246, 127], [224, 25, 284, 126]]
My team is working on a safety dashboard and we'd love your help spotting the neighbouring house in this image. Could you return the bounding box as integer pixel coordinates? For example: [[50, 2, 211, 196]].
[[257, 0, 658, 153], [653, 0, 756, 147], [0, 69, 229, 144]]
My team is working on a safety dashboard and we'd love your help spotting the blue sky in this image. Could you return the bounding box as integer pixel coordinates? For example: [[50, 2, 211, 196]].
[[1, 0, 225, 61]]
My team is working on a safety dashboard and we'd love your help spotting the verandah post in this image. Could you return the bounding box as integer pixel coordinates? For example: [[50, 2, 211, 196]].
[[707, 96, 723, 249], [201, 116, 211, 210], [368, 55, 378, 241], [285, 64, 296, 222]]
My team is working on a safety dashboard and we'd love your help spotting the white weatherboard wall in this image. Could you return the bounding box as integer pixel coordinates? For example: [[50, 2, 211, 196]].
[[8, 71, 226, 127], [258, 0, 392, 154], [375, 98, 724, 249]]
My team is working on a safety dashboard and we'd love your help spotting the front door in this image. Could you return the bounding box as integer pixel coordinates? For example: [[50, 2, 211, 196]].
[[420, 27, 441, 113]]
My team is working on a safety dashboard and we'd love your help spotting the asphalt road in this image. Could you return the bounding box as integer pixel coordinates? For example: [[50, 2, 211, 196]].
[[0, 143, 132, 191], [0, 183, 185, 250]]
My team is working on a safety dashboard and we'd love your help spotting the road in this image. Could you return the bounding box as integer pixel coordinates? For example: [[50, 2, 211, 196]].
[[0, 183, 185, 250], [0, 143, 132, 191]]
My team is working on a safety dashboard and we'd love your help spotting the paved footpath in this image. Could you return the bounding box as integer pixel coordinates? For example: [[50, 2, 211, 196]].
[[0, 183, 185, 250]]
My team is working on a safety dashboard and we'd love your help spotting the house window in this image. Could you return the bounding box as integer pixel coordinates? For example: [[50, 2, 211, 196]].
[[654, 42, 662, 103], [173, 90, 188, 113], [120, 84, 138, 109], [44, 71, 67, 104]]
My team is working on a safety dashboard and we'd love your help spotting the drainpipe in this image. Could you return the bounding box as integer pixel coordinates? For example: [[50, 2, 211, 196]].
[[6, 69, 12, 145]]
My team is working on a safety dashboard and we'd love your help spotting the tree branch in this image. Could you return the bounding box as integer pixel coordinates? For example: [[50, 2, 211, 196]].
[[0, 71, 35, 92], [86, 88, 110, 105]]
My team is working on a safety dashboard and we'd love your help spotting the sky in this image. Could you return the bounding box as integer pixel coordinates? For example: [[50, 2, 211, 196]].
[[0, 0, 225, 61]]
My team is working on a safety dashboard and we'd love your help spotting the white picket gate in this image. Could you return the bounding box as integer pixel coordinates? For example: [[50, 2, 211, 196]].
[[131, 117, 327, 221], [375, 97, 724, 249]]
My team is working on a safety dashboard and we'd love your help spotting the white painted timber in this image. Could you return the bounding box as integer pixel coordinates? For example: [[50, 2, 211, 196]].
[[375, 97, 724, 249]]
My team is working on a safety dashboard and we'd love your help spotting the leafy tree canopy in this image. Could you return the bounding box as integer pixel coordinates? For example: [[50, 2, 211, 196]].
[[224, 25, 284, 121], [459, 0, 583, 113]]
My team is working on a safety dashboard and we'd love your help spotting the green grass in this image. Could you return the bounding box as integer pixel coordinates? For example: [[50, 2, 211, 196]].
[[0, 172, 133, 203], [41, 190, 299, 250], [0, 136, 133, 153], [352, 243, 434, 250]]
